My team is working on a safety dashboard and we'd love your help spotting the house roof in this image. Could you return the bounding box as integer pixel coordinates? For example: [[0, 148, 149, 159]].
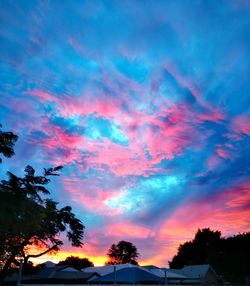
[[141, 265, 160, 270], [181, 264, 219, 279], [42, 261, 56, 268], [5, 265, 98, 283], [91, 266, 162, 284], [27, 265, 87, 279], [83, 263, 137, 276], [149, 268, 187, 279]]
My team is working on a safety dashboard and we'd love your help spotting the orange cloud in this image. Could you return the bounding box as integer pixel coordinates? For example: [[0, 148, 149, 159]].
[[30, 249, 106, 267]]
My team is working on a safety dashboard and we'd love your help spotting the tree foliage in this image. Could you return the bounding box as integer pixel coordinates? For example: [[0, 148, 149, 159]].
[[169, 228, 250, 283], [105, 240, 139, 265], [0, 165, 85, 281], [58, 256, 94, 270], [0, 124, 18, 163], [169, 228, 221, 267]]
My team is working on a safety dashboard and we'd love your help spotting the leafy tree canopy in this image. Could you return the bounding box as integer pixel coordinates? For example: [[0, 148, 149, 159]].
[[169, 228, 250, 283], [0, 165, 85, 281], [105, 240, 139, 265], [0, 124, 18, 163], [58, 256, 94, 270]]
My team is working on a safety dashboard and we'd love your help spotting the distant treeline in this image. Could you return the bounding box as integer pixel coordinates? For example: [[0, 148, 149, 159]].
[[169, 228, 250, 283]]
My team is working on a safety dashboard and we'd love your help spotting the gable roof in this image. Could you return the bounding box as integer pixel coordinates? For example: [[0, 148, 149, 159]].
[[42, 261, 56, 268], [5, 265, 98, 283], [83, 263, 137, 276], [181, 264, 219, 279], [142, 265, 160, 270], [91, 266, 162, 284], [149, 268, 187, 279]]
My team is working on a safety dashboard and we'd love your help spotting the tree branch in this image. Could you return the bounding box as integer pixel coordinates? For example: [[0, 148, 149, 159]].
[[26, 245, 58, 259]]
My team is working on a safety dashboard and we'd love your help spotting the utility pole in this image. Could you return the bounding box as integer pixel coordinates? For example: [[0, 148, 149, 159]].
[[164, 269, 168, 286], [17, 259, 23, 286], [114, 265, 117, 285]]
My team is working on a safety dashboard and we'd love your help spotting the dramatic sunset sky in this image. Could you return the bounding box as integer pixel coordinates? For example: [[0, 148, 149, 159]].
[[0, 0, 250, 266]]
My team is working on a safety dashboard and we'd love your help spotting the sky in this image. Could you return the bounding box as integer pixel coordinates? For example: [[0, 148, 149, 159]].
[[0, 0, 250, 267]]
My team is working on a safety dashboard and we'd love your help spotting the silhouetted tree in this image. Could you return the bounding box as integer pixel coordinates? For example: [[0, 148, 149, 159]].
[[218, 232, 250, 283], [0, 124, 18, 163], [58, 256, 94, 269], [169, 228, 250, 283], [169, 228, 222, 269], [0, 165, 85, 283], [105, 240, 139, 265]]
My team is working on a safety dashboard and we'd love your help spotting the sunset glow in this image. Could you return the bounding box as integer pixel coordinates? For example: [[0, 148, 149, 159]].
[[1, 0, 250, 267]]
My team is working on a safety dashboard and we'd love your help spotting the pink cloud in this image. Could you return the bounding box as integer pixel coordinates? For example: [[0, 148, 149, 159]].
[[23, 90, 212, 177], [163, 63, 225, 124], [62, 176, 127, 215], [22, 83, 225, 178], [84, 138, 158, 177], [147, 124, 193, 161], [0, 94, 46, 132], [61, 96, 122, 119], [155, 180, 250, 265], [230, 114, 250, 136], [30, 123, 85, 154], [28, 116, 157, 177], [26, 89, 123, 120], [105, 221, 154, 239], [26, 90, 56, 102], [207, 154, 221, 170], [216, 145, 230, 159], [194, 109, 224, 123]]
